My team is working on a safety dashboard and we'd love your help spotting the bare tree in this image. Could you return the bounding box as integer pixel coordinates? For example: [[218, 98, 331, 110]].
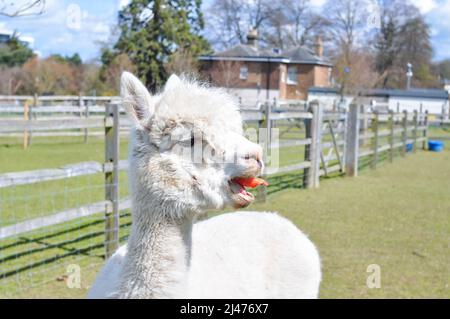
[[0, 66, 25, 95], [323, 0, 370, 94], [373, 0, 435, 88], [333, 49, 381, 94], [165, 48, 200, 76], [324, 0, 368, 61], [205, 0, 272, 49], [261, 0, 328, 49], [0, 0, 45, 17]]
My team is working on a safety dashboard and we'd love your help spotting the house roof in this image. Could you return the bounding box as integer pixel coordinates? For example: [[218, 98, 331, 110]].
[[283, 46, 332, 65], [308, 87, 449, 100], [366, 88, 449, 100], [199, 44, 332, 67]]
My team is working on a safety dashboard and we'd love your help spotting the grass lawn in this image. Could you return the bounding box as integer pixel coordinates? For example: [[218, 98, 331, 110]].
[[0, 125, 449, 298]]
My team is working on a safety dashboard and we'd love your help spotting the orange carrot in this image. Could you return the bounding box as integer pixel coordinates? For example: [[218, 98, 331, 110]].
[[233, 177, 269, 188]]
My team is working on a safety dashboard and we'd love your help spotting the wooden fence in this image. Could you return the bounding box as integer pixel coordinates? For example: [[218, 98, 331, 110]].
[[0, 99, 429, 287], [0, 95, 120, 147]]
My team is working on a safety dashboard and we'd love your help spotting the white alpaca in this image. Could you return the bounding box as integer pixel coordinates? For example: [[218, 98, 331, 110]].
[[87, 72, 321, 299]]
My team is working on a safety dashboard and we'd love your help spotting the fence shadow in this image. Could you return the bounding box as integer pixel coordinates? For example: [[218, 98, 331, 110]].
[[0, 213, 131, 280]]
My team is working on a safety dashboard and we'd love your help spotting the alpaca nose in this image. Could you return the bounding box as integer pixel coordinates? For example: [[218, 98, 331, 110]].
[[243, 146, 263, 168]]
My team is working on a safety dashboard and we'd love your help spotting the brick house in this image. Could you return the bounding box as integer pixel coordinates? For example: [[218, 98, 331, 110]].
[[199, 30, 333, 102]]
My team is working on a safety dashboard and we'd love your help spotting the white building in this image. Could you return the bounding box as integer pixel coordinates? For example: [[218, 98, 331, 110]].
[[308, 87, 449, 117]]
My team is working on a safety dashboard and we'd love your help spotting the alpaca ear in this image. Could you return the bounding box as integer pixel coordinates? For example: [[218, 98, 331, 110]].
[[120, 71, 155, 129], [164, 74, 182, 92]]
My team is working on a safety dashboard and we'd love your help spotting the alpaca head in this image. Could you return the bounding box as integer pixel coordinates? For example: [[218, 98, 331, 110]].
[[121, 72, 263, 219]]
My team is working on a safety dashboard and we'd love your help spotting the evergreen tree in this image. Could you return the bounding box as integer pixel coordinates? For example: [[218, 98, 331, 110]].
[[49, 53, 82, 66], [0, 33, 34, 67], [115, 0, 210, 91], [373, 1, 435, 88]]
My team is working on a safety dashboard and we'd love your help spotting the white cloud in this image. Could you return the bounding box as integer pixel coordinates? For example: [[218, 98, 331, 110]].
[[93, 22, 110, 34], [0, 22, 11, 34], [118, 0, 131, 10], [0, 1, 117, 60], [409, 0, 438, 14], [310, 0, 326, 7], [55, 32, 73, 44], [0, 22, 35, 47]]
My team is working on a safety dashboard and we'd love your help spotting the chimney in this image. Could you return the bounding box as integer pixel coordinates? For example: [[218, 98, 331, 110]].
[[315, 36, 323, 57], [247, 28, 258, 48]]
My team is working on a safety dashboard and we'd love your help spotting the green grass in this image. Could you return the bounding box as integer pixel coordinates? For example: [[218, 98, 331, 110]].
[[0, 135, 129, 173], [0, 124, 449, 298], [258, 149, 450, 298]]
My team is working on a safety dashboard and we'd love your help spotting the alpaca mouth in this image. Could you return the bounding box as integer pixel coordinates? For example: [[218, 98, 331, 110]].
[[228, 177, 268, 209]]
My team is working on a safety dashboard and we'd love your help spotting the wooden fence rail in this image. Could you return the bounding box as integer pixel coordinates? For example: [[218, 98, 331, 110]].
[[0, 100, 430, 260]]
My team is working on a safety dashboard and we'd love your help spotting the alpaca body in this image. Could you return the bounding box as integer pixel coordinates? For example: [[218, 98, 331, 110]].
[[87, 72, 321, 299], [88, 211, 320, 299]]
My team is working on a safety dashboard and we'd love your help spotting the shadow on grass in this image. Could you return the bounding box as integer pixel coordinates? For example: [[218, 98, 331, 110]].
[[0, 152, 399, 283], [0, 215, 131, 279]]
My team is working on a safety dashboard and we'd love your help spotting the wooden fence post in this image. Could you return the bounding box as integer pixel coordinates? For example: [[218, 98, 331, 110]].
[[256, 116, 265, 202], [442, 104, 445, 125], [79, 94, 89, 143], [303, 100, 323, 188], [345, 103, 360, 177], [104, 103, 120, 259], [341, 108, 348, 171], [360, 104, 367, 146], [371, 111, 379, 169], [28, 93, 37, 146], [423, 110, 428, 150], [402, 110, 408, 157], [389, 110, 394, 162], [413, 110, 418, 153], [258, 101, 271, 202], [23, 101, 29, 150]]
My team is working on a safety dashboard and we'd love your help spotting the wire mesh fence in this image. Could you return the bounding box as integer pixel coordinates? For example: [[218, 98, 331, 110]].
[[0, 98, 429, 297]]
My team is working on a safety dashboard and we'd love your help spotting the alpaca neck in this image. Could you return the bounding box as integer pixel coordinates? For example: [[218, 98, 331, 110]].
[[115, 206, 193, 299]]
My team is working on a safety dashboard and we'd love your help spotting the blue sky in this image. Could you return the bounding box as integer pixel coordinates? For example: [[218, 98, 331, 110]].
[[1, 0, 450, 62]]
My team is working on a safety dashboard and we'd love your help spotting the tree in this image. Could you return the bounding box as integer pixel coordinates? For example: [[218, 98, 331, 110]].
[[323, 0, 369, 94], [0, 33, 34, 67], [324, 0, 368, 63], [373, 1, 435, 88], [206, 0, 328, 51], [100, 53, 137, 95], [49, 53, 83, 66], [21, 56, 78, 95], [332, 49, 380, 94], [0, 66, 25, 95], [205, 0, 272, 49], [114, 0, 210, 92], [0, 0, 45, 17], [261, 0, 328, 49], [165, 47, 199, 76], [435, 59, 450, 81]]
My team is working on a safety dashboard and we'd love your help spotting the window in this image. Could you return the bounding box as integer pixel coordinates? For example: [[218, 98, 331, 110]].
[[239, 66, 248, 80], [287, 66, 297, 85]]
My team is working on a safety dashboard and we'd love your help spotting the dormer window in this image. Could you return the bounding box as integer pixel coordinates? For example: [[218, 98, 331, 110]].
[[287, 66, 297, 85], [239, 65, 248, 80]]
